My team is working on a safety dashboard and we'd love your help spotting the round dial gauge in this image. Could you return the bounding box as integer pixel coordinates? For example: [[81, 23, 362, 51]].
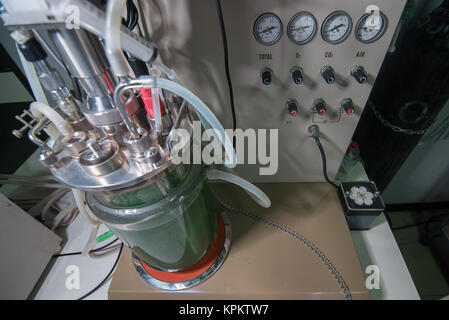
[[253, 13, 283, 46], [355, 11, 388, 43], [287, 12, 317, 45], [321, 11, 352, 44]]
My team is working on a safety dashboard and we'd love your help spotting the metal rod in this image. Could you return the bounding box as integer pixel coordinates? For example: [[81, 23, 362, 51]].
[[28, 117, 53, 153], [112, 78, 155, 140]]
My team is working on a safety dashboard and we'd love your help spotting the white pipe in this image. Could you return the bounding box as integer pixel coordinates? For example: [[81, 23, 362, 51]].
[[51, 201, 77, 230], [72, 190, 101, 256], [153, 78, 236, 168], [105, 0, 130, 77], [82, 224, 100, 256], [72, 189, 100, 226], [207, 169, 271, 208], [30, 102, 73, 137]]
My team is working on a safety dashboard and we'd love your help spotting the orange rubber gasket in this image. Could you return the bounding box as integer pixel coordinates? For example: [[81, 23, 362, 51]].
[[140, 212, 226, 283]]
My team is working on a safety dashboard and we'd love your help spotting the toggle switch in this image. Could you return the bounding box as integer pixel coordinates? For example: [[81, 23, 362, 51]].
[[340, 98, 355, 115], [351, 65, 368, 84], [287, 99, 299, 116], [320, 65, 335, 84], [313, 99, 327, 115], [291, 66, 303, 85], [261, 67, 273, 85]]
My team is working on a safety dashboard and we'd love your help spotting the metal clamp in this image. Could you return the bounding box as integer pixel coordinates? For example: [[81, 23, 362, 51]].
[[12, 109, 39, 139]]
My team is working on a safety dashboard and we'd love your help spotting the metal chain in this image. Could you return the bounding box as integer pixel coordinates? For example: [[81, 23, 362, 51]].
[[216, 198, 353, 300], [369, 100, 431, 135]]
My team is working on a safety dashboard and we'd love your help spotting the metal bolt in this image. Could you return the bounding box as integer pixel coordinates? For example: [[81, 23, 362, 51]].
[[86, 139, 103, 158], [149, 147, 162, 166]]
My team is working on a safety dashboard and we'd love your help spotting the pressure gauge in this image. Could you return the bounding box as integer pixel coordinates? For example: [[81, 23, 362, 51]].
[[287, 12, 317, 45], [321, 11, 352, 44], [253, 13, 283, 46], [355, 11, 388, 43]]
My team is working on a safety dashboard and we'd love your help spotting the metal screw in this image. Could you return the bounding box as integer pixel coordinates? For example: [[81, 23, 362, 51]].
[[86, 139, 103, 158], [149, 147, 162, 166]]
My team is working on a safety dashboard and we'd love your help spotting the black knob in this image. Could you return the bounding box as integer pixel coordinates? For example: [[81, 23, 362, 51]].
[[320, 65, 335, 84], [340, 98, 355, 115], [261, 68, 272, 85], [291, 67, 303, 85], [351, 65, 368, 84], [313, 99, 327, 115], [287, 99, 299, 116]]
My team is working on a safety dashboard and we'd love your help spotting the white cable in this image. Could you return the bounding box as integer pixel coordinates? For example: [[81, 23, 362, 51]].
[[72, 188, 102, 256], [72, 189, 100, 226], [30, 101, 73, 137], [105, 0, 131, 77], [41, 188, 71, 222], [88, 244, 121, 258], [207, 169, 271, 208], [51, 201, 77, 230], [28, 187, 68, 217], [82, 224, 100, 256]]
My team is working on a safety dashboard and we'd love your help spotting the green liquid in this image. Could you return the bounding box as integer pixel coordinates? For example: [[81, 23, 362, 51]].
[[88, 165, 217, 271]]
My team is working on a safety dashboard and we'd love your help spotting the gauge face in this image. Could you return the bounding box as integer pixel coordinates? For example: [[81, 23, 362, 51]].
[[287, 12, 317, 45], [253, 13, 283, 46], [355, 11, 388, 43], [321, 11, 352, 44]]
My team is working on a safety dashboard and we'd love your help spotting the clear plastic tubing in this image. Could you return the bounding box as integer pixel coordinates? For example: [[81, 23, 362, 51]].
[[206, 169, 271, 208], [150, 77, 237, 168], [105, 0, 130, 77], [151, 87, 163, 132], [150, 63, 211, 130]]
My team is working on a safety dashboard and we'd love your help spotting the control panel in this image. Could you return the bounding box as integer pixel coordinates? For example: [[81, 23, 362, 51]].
[[144, 0, 407, 182]]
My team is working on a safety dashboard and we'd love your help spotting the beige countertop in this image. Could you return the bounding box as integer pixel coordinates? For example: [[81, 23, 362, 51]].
[[109, 182, 369, 300]]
